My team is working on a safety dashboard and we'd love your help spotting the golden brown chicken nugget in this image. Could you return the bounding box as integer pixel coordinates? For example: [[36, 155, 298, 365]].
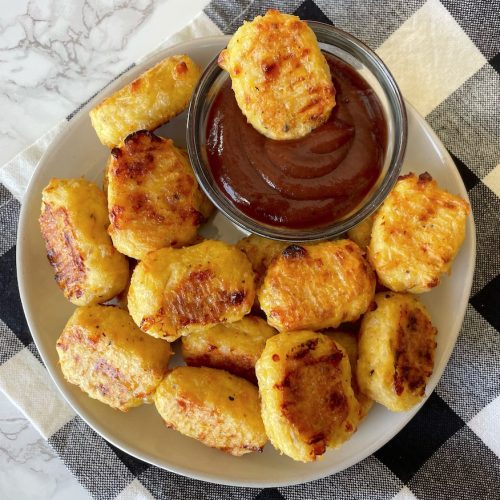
[[39, 178, 129, 306], [256, 331, 360, 462], [90, 55, 200, 147], [56, 305, 172, 411], [107, 130, 213, 260], [236, 235, 287, 286], [128, 240, 256, 342], [154, 366, 267, 456], [357, 292, 437, 412], [218, 10, 335, 140], [369, 172, 470, 293], [326, 330, 373, 420], [258, 240, 376, 332], [182, 315, 276, 383]]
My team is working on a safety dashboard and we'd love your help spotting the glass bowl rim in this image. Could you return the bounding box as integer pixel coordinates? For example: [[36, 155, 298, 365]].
[[186, 21, 408, 241]]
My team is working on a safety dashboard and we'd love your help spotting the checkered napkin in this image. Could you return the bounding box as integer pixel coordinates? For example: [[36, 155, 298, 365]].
[[1, 1, 499, 498]]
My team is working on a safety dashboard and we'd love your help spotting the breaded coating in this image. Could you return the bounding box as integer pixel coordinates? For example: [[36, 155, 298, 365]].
[[154, 366, 267, 456], [128, 240, 256, 342], [56, 305, 172, 411], [258, 240, 376, 332], [107, 130, 213, 260], [39, 178, 129, 306], [369, 172, 470, 293], [256, 331, 360, 462], [90, 55, 200, 147], [347, 214, 375, 249], [326, 331, 373, 420], [218, 10, 335, 140], [357, 292, 437, 412], [236, 235, 287, 286], [182, 315, 276, 383]]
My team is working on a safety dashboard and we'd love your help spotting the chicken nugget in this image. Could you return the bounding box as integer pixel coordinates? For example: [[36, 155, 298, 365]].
[[357, 292, 437, 412], [256, 331, 360, 462], [326, 330, 373, 420], [56, 305, 172, 411], [369, 172, 470, 293], [182, 315, 276, 383], [154, 366, 267, 456], [218, 10, 335, 140], [347, 214, 375, 249], [258, 240, 375, 332], [90, 55, 200, 147], [128, 240, 255, 341], [39, 178, 129, 306], [236, 235, 287, 286], [107, 130, 213, 260]]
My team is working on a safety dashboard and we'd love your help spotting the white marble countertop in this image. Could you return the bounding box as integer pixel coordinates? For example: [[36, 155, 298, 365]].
[[0, 0, 207, 498], [0, 0, 208, 170]]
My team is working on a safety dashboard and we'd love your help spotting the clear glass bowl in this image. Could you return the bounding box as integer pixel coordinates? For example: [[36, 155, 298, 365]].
[[186, 22, 407, 241]]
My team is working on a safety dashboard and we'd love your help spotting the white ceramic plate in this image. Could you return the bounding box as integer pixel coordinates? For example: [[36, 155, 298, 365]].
[[17, 36, 476, 487]]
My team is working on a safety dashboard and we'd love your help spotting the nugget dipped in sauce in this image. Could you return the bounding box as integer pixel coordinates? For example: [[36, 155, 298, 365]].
[[106, 130, 212, 260], [256, 331, 360, 462], [369, 172, 470, 293], [39, 178, 129, 306], [218, 10, 335, 140]]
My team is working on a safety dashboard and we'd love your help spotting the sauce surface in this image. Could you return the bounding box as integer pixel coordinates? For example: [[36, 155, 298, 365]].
[[206, 53, 387, 229]]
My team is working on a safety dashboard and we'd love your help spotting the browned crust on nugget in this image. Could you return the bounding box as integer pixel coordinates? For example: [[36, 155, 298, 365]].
[[39, 204, 86, 301], [107, 130, 211, 259], [369, 172, 470, 293], [393, 303, 437, 397], [146, 269, 247, 331], [259, 240, 376, 332], [185, 354, 257, 384], [278, 340, 348, 457]]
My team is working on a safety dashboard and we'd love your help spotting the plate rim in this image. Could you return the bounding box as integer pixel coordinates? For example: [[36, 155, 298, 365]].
[[16, 35, 476, 487]]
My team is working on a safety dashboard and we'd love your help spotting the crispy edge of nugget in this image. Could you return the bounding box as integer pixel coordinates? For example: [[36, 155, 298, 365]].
[[369, 172, 470, 293], [56, 305, 172, 411], [326, 330, 373, 420], [106, 130, 212, 260], [357, 292, 437, 412], [90, 55, 200, 147], [154, 366, 267, 455], [258, 240, 376, 332], [181, 315, 276, 383], [218, 9, 335, 140], [128, 240, 256, 341], [256, 331, 360, 462], [39, 178, 129, 306]]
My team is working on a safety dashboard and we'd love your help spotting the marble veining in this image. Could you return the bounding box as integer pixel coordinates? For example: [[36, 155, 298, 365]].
[[0, 0, 167, 169], [0, 391, 90, 500]]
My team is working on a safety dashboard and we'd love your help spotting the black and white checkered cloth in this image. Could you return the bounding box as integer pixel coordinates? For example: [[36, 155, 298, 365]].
[[1, 1, 499, 498]]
